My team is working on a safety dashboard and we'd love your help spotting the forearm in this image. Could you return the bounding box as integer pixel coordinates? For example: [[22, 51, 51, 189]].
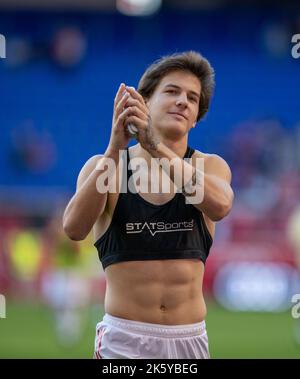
[[149, 142, 233, 221], [63, 148, 121, 240], [192, 172, 233, 221], [149, 141, 194, 187]]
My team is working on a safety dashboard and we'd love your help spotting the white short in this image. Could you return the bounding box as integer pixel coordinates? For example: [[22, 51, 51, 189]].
[[94, 313, 210, 359]]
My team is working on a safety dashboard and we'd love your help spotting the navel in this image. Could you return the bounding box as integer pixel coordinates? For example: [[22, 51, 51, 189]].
[[160, 304, 166, 312]]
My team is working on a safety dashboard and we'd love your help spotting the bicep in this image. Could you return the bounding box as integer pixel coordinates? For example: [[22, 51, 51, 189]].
[[194, 150, 234, 205], [76, 154, 103, 191], [193, 151, 232, 184], [204, 154, 234, 207], [205, 154, 232, 184]]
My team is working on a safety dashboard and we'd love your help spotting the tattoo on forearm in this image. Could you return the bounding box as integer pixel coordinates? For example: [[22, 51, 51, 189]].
[[145, 115, 160, 151], [182, 170, 197, 197]]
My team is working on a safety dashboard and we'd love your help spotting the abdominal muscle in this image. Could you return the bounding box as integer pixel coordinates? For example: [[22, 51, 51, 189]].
[[104, 258, 207, 325]]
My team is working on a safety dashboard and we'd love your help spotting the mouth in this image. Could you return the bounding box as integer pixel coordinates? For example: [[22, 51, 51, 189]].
[[168, 112, 187, 120]]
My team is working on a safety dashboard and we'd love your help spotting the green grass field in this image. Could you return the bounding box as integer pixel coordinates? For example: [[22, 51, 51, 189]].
[[0, 300, 299, 358]]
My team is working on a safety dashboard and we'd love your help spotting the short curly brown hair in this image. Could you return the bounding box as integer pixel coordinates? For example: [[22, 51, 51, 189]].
[[137, 51, 215, 122]]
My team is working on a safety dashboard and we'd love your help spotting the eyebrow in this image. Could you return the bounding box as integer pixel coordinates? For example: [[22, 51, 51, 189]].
[[163, 84, 200, 99]]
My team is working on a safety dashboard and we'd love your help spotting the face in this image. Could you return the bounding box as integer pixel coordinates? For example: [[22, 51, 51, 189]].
[[146, 70, 201, 139]]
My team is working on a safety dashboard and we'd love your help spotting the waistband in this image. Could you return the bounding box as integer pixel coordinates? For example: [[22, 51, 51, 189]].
[[100, 313, 206, 338]]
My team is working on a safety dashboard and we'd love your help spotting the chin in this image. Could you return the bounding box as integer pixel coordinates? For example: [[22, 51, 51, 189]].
[[160, 124, 186, 138]]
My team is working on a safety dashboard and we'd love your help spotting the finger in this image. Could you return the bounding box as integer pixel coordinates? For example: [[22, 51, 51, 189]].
[[124, 106, 148, 123], [125, 86, 146, 106], [114, 91, 130, 118], [116, 106, 135, 126], [114, 83, 126, 109], [124, 97, 148, 114], [125, 115, 143, 128]]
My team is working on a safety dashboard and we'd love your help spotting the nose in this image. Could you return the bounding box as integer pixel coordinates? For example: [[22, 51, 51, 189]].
[[175, 93, 188, 108]]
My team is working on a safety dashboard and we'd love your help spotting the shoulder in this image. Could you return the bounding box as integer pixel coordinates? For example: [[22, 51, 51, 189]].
[[77, 154, 103, 189], [192, 150, 232, 182]]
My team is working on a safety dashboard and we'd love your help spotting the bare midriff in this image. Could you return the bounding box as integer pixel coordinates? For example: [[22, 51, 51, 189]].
[[104, 258, 207, 325], [94, 147, 213, 326]]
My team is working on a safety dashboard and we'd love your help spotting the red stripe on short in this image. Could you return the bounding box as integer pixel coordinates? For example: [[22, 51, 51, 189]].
[[95, 327, 105, 359]]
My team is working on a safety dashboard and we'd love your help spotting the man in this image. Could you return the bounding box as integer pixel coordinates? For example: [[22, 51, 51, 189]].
[[63, 51, 234, 359]]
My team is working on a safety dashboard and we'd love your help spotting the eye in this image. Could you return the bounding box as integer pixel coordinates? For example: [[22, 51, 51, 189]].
[[189, 96, 198, 103], [166, 89, 176, 94]]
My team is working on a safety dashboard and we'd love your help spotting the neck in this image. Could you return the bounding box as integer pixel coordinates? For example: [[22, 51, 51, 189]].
[[134, 137, 188, 164], [159, 137, 188, 159]]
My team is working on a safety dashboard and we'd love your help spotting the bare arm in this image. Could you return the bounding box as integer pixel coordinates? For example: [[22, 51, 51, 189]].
[[62, 149, 121, 241], [119, 86, 234, 221], [191, 151, 234, 221], [63, 83, 133, 241], [149, 144, 234, 221]]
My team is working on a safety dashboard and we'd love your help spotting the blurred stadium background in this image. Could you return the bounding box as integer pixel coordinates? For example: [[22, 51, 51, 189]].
[[0, 0, 300, 358]]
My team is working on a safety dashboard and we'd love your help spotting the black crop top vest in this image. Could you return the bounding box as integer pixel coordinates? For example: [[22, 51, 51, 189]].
[[94, 146, 213, 270]]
